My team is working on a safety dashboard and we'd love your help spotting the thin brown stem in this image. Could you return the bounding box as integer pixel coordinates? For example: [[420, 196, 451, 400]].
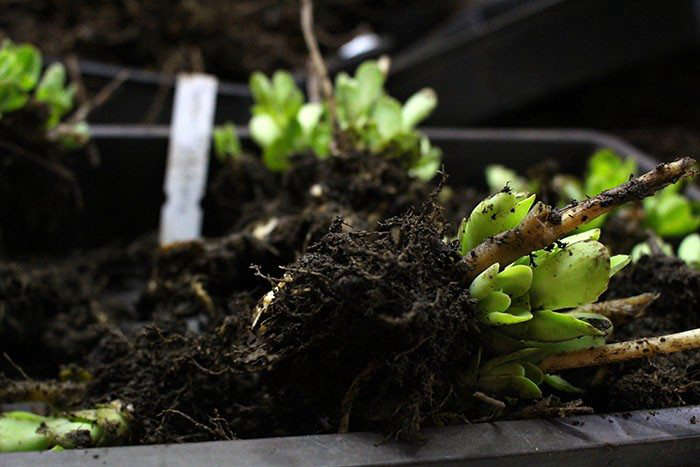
[[0, 379, 87, 407], [539, 328, 700, 372], [300, 0, 340, 155], [464, 157, 698, 280], [574, 293, 659, 325], [65, 69, 129, 124]]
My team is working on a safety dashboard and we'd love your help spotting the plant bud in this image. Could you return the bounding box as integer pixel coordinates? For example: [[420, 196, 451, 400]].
[[460, 192, 535, 254]]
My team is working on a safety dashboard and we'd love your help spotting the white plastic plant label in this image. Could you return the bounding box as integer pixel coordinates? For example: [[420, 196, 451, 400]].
[[159, 74, 218, 245]]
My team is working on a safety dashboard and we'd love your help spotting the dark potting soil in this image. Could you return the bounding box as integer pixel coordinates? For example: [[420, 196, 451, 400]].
[[0, 0, 458, 81], [1, 150, 698, 445], [583, 255, 700, 413], [1, 149, 476, 377], [0, 102, 89, 255]]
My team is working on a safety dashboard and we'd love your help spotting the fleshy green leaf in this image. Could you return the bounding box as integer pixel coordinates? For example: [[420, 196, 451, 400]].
[[609, 254, 630, 277], [486, 165, 530, 194], [483, 362, 525, 377], [500, 309, 607, 342], [469, 263, 500, 300], [584, 149, 637, 197], [481, 309, 533, 326], [643, 182, 700, 237], [401, 88, 436, 130], [530, 240, 611, 310], [354, 60, 384, 117], [460, 192, 536, 254], [408, 136, 441, 181], [495, 264, 533, 298], [249, 114, 281, 148], [678, 233, 700, 269], [35, 63, 75, 128], [249, 72, 274, 108], [522, 362, 544, 385], [477, 291, 512, 314], [213, 123, 241, 162], [630, 240, 674, 262], [543, 373, 584, 393], [372, 95, 402, 143], [298, 103, 324, 135], [478, 375, 543, 399]]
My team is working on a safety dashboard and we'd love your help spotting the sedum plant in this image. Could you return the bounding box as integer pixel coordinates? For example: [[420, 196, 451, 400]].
[[642, 181, 700, 237], [0, 40, 87, 146], [631, 232, 700, 270], [456, 157, 698, 401], [246, 60, 441, 179], [458, 188, 630, 398]]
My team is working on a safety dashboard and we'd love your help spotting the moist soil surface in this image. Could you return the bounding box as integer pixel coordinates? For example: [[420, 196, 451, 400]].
[[1, 150, 698, 445], [0, 102, 90, 256], [0, 0, 458, 82]]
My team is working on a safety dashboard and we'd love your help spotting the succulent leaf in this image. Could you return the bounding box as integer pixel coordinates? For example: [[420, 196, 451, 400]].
[[530, 240, 611, 310], [460, 192, 536, 254]]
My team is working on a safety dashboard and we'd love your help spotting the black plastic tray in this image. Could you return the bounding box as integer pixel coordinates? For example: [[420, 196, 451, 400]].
[[9, 126, 696, 255], [3, 128, 700, 464], [4, 405, 700, 466], [74, 29, 398, 125], [388, 0, 700, 125]]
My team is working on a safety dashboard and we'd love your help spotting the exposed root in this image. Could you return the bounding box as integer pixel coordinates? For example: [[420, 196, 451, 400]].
[[540, 328, 700, 372], [0, 378, 87, 407], [574, 293, 659, 325], [464, 157, 698, 279]]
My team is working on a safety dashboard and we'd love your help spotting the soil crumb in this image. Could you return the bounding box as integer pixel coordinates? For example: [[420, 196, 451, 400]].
[[252, 202, 479, 439]]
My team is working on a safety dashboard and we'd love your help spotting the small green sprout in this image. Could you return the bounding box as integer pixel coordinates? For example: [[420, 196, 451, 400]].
[[631, 232, 700, 270], [678, 233, 700, 269], [573, 149, 637, 231], [246, 59, 441, 179], [584, 149, 638, 199], [0, 40, 86, 145], [458, 190, 536, 254], [0, 40, 41, 116], [34, 63, 76, 129], [485, 165, 531, 194], [642, 181, 700, 237], [213, 122, 242, 162], [630, 239, 674, 262]]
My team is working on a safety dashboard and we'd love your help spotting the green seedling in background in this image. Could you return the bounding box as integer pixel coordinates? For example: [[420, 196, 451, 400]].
[[485, 165, 532, 194], [487, 149, 699, 239], [34, 63, 76, 129], [555, 149, 637, 231], [643, 181, 700, 237], [678, 233, 700, 269], [213, 122, 241, 162], [0, 40, 41, 115], [0, 40, 87, 146], [244, 59, 441, 179], [631, 232, 700, 270]]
